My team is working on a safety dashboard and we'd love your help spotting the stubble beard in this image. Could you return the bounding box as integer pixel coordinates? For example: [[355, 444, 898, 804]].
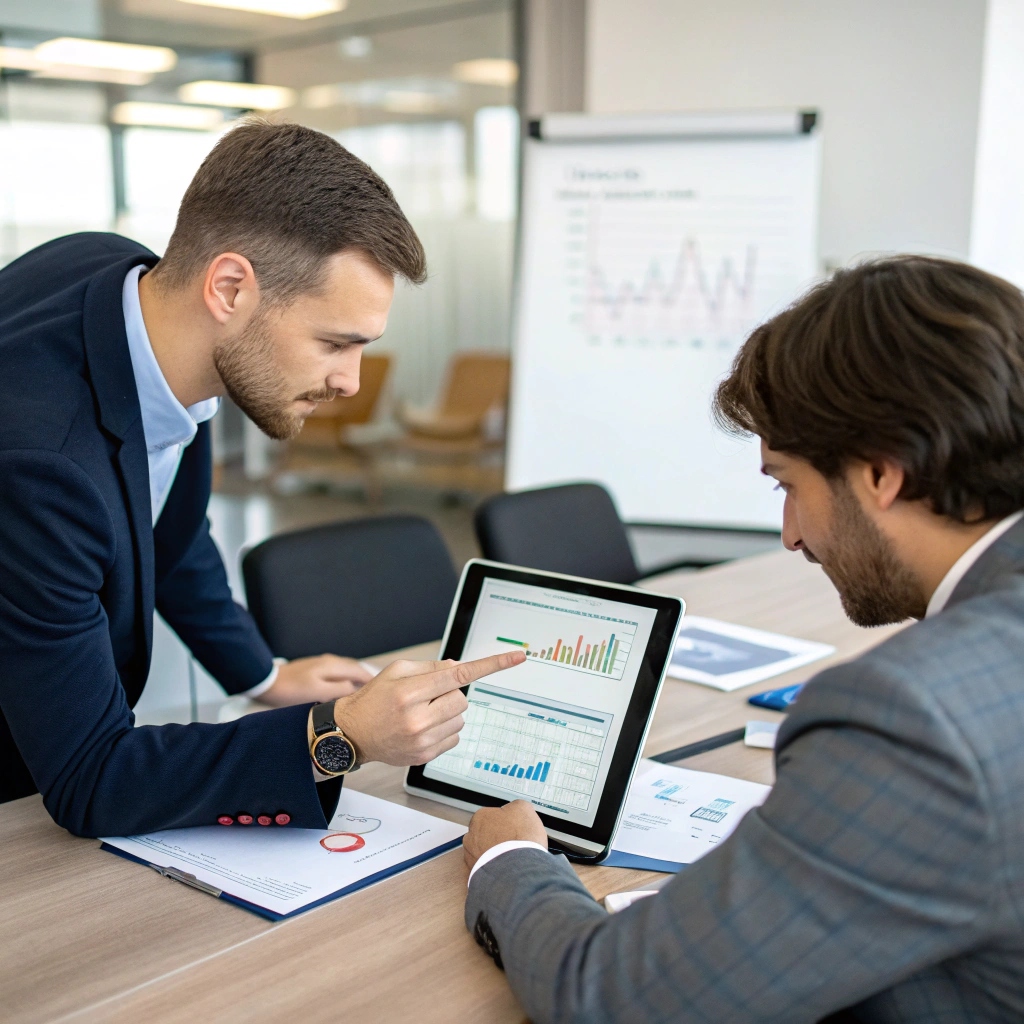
[[213, 307, 336, 441], [812, 481, 925, 627]]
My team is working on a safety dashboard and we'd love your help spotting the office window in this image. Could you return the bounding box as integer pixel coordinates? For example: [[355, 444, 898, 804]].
[[475, 106, 519, 221], [336, 121, 467, 218], [120, 127, 224, 255], [0, 121, 113, 264]]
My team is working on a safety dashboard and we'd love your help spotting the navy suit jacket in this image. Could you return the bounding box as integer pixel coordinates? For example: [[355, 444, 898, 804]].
[[0, 233, 340, 836]]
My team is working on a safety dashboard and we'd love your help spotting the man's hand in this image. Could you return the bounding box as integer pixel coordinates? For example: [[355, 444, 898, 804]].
[[463, 801, 548, 871], [332, 651, 526, 767], [258, 655, 374, 706]]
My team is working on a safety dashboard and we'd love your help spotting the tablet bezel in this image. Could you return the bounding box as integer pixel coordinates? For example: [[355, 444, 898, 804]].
[[405, 559, 684, 861]]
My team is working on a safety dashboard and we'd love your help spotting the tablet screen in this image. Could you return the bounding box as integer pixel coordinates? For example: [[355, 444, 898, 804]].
[[423, 574, 660, 828]]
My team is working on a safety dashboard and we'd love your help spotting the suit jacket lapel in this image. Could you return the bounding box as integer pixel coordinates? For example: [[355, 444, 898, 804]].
[[81, 254, 160, 662], [946, 516, 1024, 611], [154, 421, 212, 578]]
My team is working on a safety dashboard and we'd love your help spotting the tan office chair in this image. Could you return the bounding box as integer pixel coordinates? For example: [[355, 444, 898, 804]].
[[277, 354, 392, 498], [398, 351, 510, 445], [393, 351, 510, 494], [294, 354, 392, 447]]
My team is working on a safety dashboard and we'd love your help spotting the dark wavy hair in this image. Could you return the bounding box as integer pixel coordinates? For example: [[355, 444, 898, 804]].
[[152, 118, 426, 299], [713, 255, 1024, 522]]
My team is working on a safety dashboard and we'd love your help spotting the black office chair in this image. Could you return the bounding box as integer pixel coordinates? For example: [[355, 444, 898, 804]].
[[474, 482, 641, 584], [242, 515, 459, 660]]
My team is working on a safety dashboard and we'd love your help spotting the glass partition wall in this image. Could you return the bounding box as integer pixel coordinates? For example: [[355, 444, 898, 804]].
[[0, 0, 518, 720]]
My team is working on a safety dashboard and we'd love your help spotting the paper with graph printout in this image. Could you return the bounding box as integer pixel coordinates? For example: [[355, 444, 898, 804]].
[[667, 615, 834, 691], [612, 760, 771, 868], [101, 789, 466, 918]]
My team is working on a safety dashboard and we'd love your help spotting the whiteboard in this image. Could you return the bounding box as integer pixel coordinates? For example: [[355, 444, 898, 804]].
[[505, 125, 821, 529]]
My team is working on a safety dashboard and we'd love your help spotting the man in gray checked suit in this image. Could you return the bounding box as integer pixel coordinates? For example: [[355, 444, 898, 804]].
[[461, 255, 1024, 1022]]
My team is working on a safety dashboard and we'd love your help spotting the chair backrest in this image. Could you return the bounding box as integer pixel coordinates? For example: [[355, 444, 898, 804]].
[[474, 483, 640, 585], [305, 353, 391, 427], [440, 352, 511, 419], [242, 515, 459, 660]]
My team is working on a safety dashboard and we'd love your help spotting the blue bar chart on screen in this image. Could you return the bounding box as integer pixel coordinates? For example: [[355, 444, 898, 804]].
[[429, 683, 614, 814]]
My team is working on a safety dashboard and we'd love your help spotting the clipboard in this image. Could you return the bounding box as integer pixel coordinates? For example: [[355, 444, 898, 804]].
[[101, 835, 464, 921], [101, 790, 467, 921]]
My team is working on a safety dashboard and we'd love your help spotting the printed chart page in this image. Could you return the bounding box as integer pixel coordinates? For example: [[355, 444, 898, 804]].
[[424, 576, 658, 828], [102, 790, 466, 919], [611, 760, 770, 867]]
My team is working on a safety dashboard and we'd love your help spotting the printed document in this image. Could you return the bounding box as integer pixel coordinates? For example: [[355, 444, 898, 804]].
[[612, 760, 771, 867], [102, 789, 466, 918], [667, 615, 834, 691]]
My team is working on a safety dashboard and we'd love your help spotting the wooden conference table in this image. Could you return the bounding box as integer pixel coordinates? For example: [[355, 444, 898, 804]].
[[1, 550, 904, 1024]]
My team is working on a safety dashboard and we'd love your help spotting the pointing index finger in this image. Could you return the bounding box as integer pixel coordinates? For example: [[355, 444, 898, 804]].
[[424, 650, 526, 701]]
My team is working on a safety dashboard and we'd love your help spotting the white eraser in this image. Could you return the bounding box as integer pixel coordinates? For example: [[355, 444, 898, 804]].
[[604, 889, 659, 913], [744, 719, 781, 749]]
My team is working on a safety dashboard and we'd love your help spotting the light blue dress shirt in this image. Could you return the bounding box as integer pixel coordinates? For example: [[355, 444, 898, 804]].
[[121, 265, 281, 698], [122, 264, 220, 524]]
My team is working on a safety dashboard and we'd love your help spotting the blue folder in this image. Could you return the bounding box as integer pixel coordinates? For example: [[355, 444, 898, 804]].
[[102, 836, 464, 921], [602, 850, 687, 873]]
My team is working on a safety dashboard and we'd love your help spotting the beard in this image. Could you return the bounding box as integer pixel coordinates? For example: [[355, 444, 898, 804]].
[[213, 307, 336, 441], [807, 481, 924, 627]]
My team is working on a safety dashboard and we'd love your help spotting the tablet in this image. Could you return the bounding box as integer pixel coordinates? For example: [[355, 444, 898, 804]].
[[405, 560, 684, 861]]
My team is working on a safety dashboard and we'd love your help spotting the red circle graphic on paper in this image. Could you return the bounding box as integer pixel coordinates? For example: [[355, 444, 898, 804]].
[[320, 832, 366, 853]]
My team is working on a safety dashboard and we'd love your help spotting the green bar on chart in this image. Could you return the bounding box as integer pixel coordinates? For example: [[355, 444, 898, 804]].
[[602, 634, 616, 673]]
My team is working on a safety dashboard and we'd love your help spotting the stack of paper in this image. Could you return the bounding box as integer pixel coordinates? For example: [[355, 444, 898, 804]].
[[102, 789, 466, 920], [606, 760, 771, 872]]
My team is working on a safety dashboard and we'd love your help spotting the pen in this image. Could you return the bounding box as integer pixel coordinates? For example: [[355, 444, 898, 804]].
[[149, 863, 223, 898]]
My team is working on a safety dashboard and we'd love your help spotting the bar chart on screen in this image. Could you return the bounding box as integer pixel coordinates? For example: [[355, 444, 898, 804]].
[[469, 585, 638, 681], [428, 683, 613, 813], [497, 628, 628, 677]]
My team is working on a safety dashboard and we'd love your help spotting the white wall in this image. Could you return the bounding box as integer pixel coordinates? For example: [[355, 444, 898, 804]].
[[586, 0, 988, 268], [969, 0, 1024, 289]]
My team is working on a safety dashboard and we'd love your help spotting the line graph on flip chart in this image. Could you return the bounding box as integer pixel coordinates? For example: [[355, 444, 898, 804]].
[[507, 119, 821, 528]]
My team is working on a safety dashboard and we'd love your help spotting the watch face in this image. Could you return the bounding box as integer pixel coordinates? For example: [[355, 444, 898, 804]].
[[315, 735, 355, 774]]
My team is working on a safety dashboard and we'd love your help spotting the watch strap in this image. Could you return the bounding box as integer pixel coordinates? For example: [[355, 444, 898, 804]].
[[310, 701, 361, 773], [312, 699, 338, 737]]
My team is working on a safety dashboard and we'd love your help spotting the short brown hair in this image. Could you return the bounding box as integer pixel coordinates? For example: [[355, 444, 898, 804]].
[[152, 119, 426, 297], [714, 255, 1024, 522]]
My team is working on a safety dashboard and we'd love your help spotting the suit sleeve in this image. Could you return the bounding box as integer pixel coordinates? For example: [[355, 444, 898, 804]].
[[0, 450, 332, 837], [155, 517, 274, 695], [465, 660, 998, 1024]]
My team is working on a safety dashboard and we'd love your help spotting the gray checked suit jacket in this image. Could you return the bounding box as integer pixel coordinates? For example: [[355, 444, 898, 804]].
[[465, 518, 1024, 1023]]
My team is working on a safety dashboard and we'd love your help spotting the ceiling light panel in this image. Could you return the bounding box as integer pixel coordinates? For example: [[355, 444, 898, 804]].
[[35, 66, 154, 85], [0, 46, 47, 71], [112, 102, 225, 130], [452, 59, 519, 88], [179, 80, 297, 110], [178, 0, 345, 19], [302, 77, 457, 111], [34, 37, 177, 74], [338, 35, 371, 58], [0, 46, 152, 84]]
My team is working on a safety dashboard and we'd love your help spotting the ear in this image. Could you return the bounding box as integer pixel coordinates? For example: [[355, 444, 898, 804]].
[[203, 253, 259, 325], [849, 457, 905, 513]]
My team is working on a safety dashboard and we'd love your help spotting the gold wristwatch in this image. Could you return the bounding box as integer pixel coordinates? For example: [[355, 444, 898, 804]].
[[310, 700, 360, 776]]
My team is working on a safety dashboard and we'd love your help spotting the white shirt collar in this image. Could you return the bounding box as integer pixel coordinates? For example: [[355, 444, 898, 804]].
[[925, 510, 1024, 618], [122, 264, 219, 455]]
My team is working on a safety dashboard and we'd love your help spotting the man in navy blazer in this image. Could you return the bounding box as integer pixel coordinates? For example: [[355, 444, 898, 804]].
[[0, 120, 523, 837]]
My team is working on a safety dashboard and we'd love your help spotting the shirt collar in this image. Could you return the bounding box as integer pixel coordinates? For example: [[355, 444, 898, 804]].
[[925, 509, 1024, 618], [122, 264, 219, 455]]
